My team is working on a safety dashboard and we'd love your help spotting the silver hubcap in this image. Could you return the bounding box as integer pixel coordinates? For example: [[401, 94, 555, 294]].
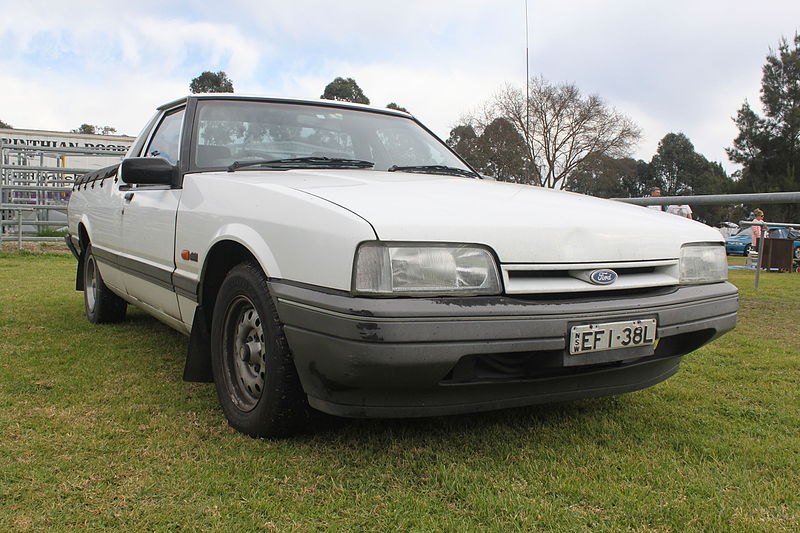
[[223, 296, 266, 411], [85, 255, 97, 312]]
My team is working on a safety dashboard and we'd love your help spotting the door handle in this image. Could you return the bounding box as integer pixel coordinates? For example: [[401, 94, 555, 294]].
[[124, 192, 134, 202]]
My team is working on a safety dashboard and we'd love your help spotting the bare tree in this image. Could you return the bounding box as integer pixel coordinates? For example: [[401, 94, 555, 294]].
[[466, 77, 640, 189]]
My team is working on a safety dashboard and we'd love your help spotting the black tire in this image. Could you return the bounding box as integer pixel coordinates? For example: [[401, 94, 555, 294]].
[[210, 261, 310, 437], [743, 244, 752, 256], [794, 246, 800, 260], [83, 244, 127, 324]]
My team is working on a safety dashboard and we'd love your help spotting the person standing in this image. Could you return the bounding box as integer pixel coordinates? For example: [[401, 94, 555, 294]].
[[647, 187, 666, 211], [751, 208, 767, 246], [667, 204, 693, 219]]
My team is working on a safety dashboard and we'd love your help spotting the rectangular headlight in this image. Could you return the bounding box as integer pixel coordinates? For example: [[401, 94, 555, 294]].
[[354, 242, 502, 296], [680, 243, 728, 284]]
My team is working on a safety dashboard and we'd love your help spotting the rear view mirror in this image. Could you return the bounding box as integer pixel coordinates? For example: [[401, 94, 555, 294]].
[[121, 157, 177, 186]]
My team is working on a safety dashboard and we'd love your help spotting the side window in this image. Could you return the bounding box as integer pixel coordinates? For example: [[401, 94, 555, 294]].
[[145, 108, 185, 165]]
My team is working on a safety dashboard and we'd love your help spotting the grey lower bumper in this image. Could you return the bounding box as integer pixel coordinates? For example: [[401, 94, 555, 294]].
[[271, 282, 738, 418]]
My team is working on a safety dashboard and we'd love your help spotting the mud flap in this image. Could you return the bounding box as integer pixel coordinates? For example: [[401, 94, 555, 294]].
[[183, 305, 214, 382]]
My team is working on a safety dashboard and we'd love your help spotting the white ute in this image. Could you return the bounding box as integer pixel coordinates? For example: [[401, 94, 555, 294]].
[[67, 94, 738, 437]]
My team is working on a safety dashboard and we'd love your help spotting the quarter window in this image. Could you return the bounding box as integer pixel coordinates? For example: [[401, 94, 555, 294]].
[[146, 109, 185, 165]]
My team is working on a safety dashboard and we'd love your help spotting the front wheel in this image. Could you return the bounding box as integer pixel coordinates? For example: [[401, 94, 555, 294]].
[[83, 244, 127, 324], [210, 262, 310, 437]]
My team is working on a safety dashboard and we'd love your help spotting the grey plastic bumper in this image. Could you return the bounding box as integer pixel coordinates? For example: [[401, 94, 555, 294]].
[[270, 281, 738, 418]]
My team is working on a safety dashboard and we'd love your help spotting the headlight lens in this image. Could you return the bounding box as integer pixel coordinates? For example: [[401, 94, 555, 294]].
[[680, 244, 728, 284], [354, 242, 502, 296]]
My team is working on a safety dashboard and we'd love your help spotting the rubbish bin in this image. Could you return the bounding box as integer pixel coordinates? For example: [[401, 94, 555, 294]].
[[757, 238, 794, 271]]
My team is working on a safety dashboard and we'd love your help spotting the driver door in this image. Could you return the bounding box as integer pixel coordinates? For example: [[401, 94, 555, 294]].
[[119, 107, 185, 320]]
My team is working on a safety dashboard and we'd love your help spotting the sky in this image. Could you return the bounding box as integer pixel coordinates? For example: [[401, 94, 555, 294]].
[[1, 0, 799, 173]]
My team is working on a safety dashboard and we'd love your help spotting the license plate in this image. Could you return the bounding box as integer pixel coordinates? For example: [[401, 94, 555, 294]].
[[569, 319, 657, 355]]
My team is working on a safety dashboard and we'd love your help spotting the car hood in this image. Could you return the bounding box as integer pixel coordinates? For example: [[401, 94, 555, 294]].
[[235, 169, 723, 263]]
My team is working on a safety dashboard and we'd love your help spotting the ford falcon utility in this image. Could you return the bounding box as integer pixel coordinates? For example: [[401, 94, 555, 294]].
[[66, 94, 738, 437]]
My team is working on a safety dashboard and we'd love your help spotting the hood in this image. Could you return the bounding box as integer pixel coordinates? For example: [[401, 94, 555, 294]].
[[237, 169, 723, 264]]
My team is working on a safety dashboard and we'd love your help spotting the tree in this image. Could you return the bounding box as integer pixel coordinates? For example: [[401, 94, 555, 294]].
[[647, 132, 735, 224], [565, 155, 651, 198], [447, 124, 484, 170], [0, 119, 11, 129], [72, 124, 96, 134], [476, 118, 532, 183], [320, 77, 369, 104], [464, 77, 640, 189], [649, 133, 707, 196], [190, 71, 234, 93], [727, 34, 800, 222], [386, 102, 409, 113], [71, 124, 117, 135]]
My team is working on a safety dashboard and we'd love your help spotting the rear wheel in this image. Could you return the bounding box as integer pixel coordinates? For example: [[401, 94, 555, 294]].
[[743, 244, 752, 256], [83, 244, 127, 324], [794, 246, 800, 260], [210, 262, 310, 437]]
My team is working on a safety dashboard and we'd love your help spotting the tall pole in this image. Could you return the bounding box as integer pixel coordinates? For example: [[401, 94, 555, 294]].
[[525, 0, 529, 122], [524, 0, 531, 182]]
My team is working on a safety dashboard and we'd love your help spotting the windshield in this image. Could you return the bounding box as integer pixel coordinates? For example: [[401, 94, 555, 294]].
[[191, 99, 473, 174]]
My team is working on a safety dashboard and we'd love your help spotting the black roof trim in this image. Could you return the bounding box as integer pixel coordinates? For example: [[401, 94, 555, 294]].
[[73, 164, 119, 188]]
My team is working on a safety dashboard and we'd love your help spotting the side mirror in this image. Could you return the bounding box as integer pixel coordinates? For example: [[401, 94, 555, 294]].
[[120, 157, 177, 186]]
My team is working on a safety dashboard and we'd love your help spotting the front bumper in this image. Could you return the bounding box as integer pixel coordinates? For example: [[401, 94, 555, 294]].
[[271, 281, 738, 418]]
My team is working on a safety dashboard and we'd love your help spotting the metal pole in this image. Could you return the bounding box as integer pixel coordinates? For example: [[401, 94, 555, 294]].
[[755, 222, 766, 290], [614, 191, 800, 206], [17, 209, 22, 251]]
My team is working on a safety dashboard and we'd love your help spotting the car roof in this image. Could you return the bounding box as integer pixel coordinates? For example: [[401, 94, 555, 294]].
[[157, 94, 413, 118]]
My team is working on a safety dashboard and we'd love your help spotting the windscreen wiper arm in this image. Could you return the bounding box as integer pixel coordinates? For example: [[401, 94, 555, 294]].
[[228, 157, 375, 172], [387, 164, 479, 178]]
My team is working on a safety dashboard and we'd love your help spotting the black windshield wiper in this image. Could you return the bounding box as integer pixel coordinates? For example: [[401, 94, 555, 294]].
[[387, 164, 479, 178], [227, 157, 374, 172]]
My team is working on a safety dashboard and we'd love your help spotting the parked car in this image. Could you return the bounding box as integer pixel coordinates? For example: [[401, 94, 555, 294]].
[[717, 222, 739, 239], [66, 94, 738, 437], [726, 226, 800, 258]]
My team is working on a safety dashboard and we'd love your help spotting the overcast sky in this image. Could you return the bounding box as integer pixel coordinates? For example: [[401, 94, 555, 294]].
[[1, 0, 798, 173]]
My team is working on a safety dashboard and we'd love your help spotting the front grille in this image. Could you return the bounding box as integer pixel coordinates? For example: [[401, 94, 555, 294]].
[[502, 259, 679, 295]]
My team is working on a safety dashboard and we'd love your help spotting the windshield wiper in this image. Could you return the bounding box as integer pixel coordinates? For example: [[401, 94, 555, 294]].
[[387, 164, 479, 178], [227, 157, 374, 172]]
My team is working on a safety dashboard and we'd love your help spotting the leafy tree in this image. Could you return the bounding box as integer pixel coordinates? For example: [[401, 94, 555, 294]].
[[0, 119, 11, 129], [71, 124, 117, 135], [386, 102, 409, 113], [647, 132, 735, 224], [447, 120, 533, 182], [566, 155, 651, 198], [447, 124, 485, 170], [649, 133, 707, 196], [72, 124, 96, 134], [464, 77, 640, 189], [190, 71, 234, 93], [477, 118, 532, 183], [727, 34, 800, 222], [320, 77, 370, 104]]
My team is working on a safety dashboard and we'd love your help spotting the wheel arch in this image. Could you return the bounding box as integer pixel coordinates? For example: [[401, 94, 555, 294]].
[[184, 237, 274, 383], [199, 239, 263, 319]]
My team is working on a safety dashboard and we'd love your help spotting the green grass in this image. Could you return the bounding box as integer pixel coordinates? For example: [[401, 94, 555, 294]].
[[1, 253, 798, 531], [34, 229, 69, 238]]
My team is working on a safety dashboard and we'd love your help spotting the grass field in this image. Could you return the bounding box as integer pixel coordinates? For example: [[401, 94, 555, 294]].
[[1, 252, 798, 532]]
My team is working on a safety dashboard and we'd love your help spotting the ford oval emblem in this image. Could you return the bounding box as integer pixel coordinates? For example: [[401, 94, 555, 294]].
[[589, 269, 618, 285]]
